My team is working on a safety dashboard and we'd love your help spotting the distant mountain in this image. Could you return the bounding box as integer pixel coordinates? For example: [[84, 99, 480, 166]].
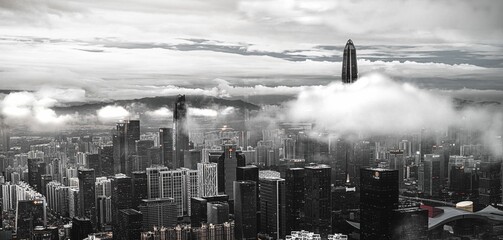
[[453, 98, 501, 110], [53, 95, 260, 114]]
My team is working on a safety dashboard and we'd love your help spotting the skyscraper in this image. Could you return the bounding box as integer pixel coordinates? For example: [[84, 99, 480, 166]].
[[146, 166, 168, 199], [283, 167, 305, 233], [304, 165, 331, 237], [360, 168, 399, 240], [114, 120, 140, 176], [132, 171, 148, 210], [111, 173, 133, 234], [213, 144, 246, 199], [116, 209, 143, 240], [418, 154, 441, 197], [234, 180, 257, 240], [173, 95, 189, 169], [99, 145, 114, 177], [479, 161, 502, 206], [16, 199, 46, 239], [341, 39, 358, 83], [259, 177, 286, 239], [197, 162, 218, 197], [78, 168, 96, 224], [159, 128, 174, 168], [159, 169, 185, 216]]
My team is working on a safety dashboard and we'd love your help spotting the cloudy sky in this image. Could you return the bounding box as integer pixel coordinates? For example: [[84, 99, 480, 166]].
[[0, 0, 502, 103]]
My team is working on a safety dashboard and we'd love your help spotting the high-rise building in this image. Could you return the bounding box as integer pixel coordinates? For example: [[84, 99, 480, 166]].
[[259, 177, 286, 239], [185, 169, 199, 215], [71, 217, 93, 240], [96, 195, 112, 231], [27, 158, 44, 193], [159, 128, 174, 168], [234, 180, 257, 240], [16, 199, 46, 239], [78, 168, 96, 224], [146, 166, 168, 199], [87, 153, 101, 176], [114, 120, 140, 176], [99, 146, 114, 177], [135, 140, 154, 171], [283, 168, 305, 233], [211, 144, 246, 199], [197, 162, 218, 197], [139, 198, 177, 230], [304, 165, 331, 237], [341, 39, 358, 83], [173, 95, 189, 169], [132, 171, 148, 210], [207, 201, 229, 224], [191, 197, 207, 227], [360, 168, 399, 240], [159, 169, 185, 216], [111, 174, 132, 234], [116, 209, 143, 240], [418, 155, 441, 197], [479, 161, 501, 206]]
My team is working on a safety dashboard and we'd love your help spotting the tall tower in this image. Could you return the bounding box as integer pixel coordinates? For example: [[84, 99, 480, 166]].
[[173, 95, 189, 169], [341, 39, 358, 83]]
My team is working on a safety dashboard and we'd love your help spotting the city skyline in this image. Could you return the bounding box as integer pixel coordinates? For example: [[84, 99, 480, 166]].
[[1, 1, 503, 240]]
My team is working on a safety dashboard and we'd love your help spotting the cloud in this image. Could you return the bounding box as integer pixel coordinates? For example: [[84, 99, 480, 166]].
[[145, 107, 172, 118], [0, 89, 79, 130], [96, 105, 130, 122], [287, 73, 503, 155], [188, 108, 218, 117]]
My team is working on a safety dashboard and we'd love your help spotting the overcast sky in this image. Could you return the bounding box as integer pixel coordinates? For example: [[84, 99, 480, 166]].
[[1, 0, 502, 102]]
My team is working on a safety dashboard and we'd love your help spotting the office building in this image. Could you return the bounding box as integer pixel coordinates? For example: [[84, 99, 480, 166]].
[[419, 155, 441, 197], [304, 165, 331, 237], [479, 161, 501, 206], [360, 168, 399, 240], [111, 174, 133, 233], [139, 198, 177, 230], [197, 162, 218, 197], [207, 201, 229, 224], [283, 168, 305, 233], [173, 95, 189, 169], [341, 39, 358, 83], [234, 180, 257, 240], [16, 199, 47, 239], [71, 217, 93, 240], [132, 171, 148, 210], [114, 120, 140, 176], [146, 166, 168, 199], [159, 128, 174, 168], [116, 209, 143, 240], [260, 177, 286, 239], [78, 168, 96, 223]]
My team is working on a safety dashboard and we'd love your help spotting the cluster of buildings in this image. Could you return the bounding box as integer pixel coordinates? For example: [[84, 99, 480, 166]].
[[0, 40, 501, 240]]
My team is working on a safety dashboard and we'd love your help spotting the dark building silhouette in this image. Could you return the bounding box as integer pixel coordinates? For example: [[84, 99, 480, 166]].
[[479, 161, 501, 206], [283, 167, 305, 232], [139, 198, 177, 230], [78, 168, 96, 225], [304, 165, 331, 237], [341, 39, 358, 83], [116, 209, 143, 240], [173, 95, 189, 169], [111, 174, 133, 235], [71, 217, 93, 240], [390, 208, 428, 240], [27, 158, 45, 193], [132, 171, 148, 210], [16, 199, 46, 239], [147, 147, 161, 167], [259, 177, 286, 239], [360, 168, 399, 240], [99, 146, 115, 177], [191, 197, 208, 227], [159, 128, 174, 168], [40, 174, 52, 196], [207, 201, 229, 224], [211, 144, 246, 200], [234, 180, 257, 240], [87, 153, 101, 176], [114, 120, 140, 176], [135, 140, 154, 171]]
